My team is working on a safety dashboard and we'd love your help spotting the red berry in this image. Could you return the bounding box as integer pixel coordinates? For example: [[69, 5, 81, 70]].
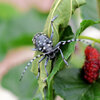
[[99, 54, 100, 68], [83, 60, 99, 83], [99, 60, 100, 68], [85, 46, 99, 61], [83, 46, 100, 83]]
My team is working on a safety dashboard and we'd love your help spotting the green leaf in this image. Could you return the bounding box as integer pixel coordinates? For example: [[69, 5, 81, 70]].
[[53, 68, 100, 100], [1, 63, 38, 99], [44, 0, 86, 45], [60, 25, 74, 40], [32, 89, 42, 100], [75, 20, 100, 38], [80, 0, 100, 29]]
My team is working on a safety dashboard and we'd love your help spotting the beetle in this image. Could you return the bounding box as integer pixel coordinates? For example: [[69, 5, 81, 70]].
[[19, 15, 86, 81]]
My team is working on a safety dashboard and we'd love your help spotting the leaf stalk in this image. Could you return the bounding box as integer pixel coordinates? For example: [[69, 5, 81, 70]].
[[79, 35, 100, 43]]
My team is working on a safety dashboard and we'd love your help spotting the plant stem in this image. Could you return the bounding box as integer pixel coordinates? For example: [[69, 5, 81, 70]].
[[97, 0, 100, 19], [79, 35, 100, 43]]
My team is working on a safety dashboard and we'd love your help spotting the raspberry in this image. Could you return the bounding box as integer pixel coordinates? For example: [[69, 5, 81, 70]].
[[85, 46, 99, 61], [83, 46, 100, 83]]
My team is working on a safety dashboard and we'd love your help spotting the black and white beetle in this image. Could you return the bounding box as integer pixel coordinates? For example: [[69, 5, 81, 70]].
[[19, 15, 86, 81]]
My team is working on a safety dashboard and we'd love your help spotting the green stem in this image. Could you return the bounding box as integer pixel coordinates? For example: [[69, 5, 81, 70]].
[[97, 0, 100, 18], [47, 80, 53, 100], [79, 35, 100, 43]]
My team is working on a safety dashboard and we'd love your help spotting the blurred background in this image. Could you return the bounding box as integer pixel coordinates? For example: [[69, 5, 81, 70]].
[[0, 0, 100, 100]]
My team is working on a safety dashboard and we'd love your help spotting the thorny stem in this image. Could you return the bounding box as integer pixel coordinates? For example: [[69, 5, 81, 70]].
[[97, 0, 100, 19], [79, 35, 100, 43]]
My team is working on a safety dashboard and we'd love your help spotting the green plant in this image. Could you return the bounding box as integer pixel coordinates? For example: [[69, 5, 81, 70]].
[[31, 0, 100, 99], [1, 0, 100, 100]]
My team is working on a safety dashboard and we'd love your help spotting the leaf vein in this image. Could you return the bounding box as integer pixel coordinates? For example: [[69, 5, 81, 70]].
[[48, 0, 62, 36]]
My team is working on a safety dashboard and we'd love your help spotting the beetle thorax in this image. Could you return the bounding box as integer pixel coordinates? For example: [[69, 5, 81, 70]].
[[33, 33, 53, 53]]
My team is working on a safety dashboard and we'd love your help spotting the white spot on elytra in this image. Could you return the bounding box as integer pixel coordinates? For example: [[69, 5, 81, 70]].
[[39, 42, 42, 45], [48, 44, 50, 46], [43, 43, 46, 45], [49, 41, 52, 43], [39, 48, 42, 50], [43, 47, 46, 50], [44, 40, 46, 42]]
